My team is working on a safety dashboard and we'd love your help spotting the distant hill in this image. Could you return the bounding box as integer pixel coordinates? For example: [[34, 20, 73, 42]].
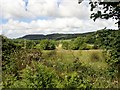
[[19, 32, 94, 40], [18, 29, 119, 40], [19, 34, 45, 40]]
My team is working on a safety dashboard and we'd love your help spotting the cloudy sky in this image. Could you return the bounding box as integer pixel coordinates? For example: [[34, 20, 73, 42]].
[[0, 0, 118, 38]]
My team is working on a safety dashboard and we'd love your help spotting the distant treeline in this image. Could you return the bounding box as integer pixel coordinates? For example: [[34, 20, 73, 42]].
[[19, 32, 94, 40], [1, 29, 119, 51]]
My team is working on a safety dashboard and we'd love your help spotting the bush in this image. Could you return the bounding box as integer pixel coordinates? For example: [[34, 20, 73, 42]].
[[10, 62, 60, 88], [2, 36, 21, 72], [35, 39, 56, 50], [70, 37, 82, 50], [95, 29, 120, 70], [79, 43, 87, 50], [63, 72, 92, 88], [62, 41, 70, 50]]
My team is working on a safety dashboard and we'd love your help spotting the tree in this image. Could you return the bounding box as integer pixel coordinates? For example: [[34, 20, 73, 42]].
[[78, 0, 120, 29], [68, 37, 87, 50], [79, 1, 120, 81], [95, 30, 120, 64], [87, 0, 120, 66], [35, 39, 56, 50], [89, 0, 120, 29], [88, 1, 120, 84], [62, 41, 70, 50]]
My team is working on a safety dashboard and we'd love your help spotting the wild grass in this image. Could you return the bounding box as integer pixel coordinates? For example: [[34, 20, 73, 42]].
[[3, 48, 117, 88], [38, 49, 117, 88], [41, 50, 108, 70]]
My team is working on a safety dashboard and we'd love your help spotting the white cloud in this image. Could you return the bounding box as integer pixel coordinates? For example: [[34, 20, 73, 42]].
[[1, 0, 27, 19], [1, 17, 117, 38], [0, 0, 118, 38], [1, 0, 90, 19]]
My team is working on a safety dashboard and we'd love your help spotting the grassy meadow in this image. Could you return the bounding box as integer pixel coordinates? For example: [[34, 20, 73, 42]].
[[42, 49, 108, 70]]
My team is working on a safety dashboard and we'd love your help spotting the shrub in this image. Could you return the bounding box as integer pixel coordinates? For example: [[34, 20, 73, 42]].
[[79, 43, 87, 50], [10, 62, 60, 88], [95, 29, 120, 70], [34, 39, 56, 50], [62, 41, 70, 50]]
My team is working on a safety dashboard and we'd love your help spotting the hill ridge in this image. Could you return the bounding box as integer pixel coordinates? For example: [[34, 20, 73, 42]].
[[19, 32, 94, 40]]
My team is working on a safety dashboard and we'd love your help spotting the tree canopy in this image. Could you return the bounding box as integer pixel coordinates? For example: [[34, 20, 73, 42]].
[[79, 0, 120, 29], [78, 1, 120, 75]]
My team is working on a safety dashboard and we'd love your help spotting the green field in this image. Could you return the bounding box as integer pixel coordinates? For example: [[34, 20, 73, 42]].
[[42, 50, 108, 70]]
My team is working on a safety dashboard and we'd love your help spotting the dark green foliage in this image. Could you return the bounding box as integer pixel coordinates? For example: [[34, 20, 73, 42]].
[[70, 37, 83, 50], [2, 49, 43, 88], [89, 1, 120, 29], [85, 33, 95, 44], [19, 32, 95, 40], [9, 62, 60, 88], [25, 40, 36, 49], [62, 37, 90, 50], [87, 0, 120, 73], [19, 34, 45, 40], [62, 41, 70, 50], [2, 36, 21, 71], [13, 39, 40, 49], [95, 29, 120, 69], [88, 1, 120, 73], [35, 39, 56, 50], [2, 36, 19, 55]]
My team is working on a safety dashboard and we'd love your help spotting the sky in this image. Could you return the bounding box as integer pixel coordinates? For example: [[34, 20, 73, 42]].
[[0, 0, 118, 38]]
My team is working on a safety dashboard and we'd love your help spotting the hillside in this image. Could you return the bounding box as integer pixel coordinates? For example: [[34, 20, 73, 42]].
[[19, 32, 94, 40], [18, 29, 119, 40]]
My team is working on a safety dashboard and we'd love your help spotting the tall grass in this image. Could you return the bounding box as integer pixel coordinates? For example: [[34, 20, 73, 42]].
[[41, 50, 108, 70]]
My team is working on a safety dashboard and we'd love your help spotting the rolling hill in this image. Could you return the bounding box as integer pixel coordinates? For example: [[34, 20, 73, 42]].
[[19, 32, 94, 40], [18, 29, 119, 40]]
